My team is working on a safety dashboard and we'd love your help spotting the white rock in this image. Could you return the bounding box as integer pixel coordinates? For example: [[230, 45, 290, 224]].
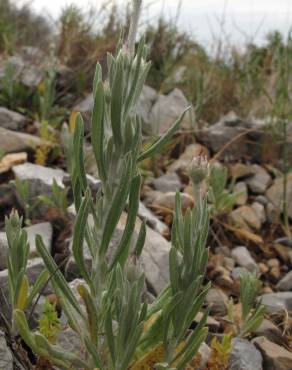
[[231, 246, 259, 274]]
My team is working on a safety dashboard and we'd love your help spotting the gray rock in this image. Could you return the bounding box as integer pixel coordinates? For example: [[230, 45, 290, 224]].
[[231, 246, 259, 274], [230, 337, 263, 370], [266, 173, 292, 219], [0, 127, 50, 154], [234, 181, 248, 205], [0, 222, 52, 270], [255, 195, 269, 206], [251, 202, 266, 224], [246, 165, 272, 194], [254, 319, 288, 346], [205, 288, 228, 316], [138, 201, 168, 235], [253, 336, 292, 370], [152, 172, 182, 193], [197, 112, 266, 158], [198, 342, 211, 370], [275, 237, 292, 247], [0, 107, 26, 130], [136, 85, 158, 134], [154, 191, 194, 212], [229, 205, 262, 231], [276, 270, 292, 291], [260, 292, 292, 313], [150, 88, 191, 134], [0, 331, 13, 370], [13, 162, 66, 197], [231, 266, 249, 280]]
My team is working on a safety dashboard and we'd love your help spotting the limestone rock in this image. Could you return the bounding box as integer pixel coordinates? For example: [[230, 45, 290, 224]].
[[150, 88, 191, 134], [0, 127, 50, 154], [231, 246, 258, 274], [0, 107, 26, 130], [266, 173, 292, 219], [260, 292, 292, 313], [152, 172, 182, 193], [205, 288, 228, 316], [253, 336, 292, 370], [0, 331, 13, 370], [229, 337, 263, 370], [245, 165, 272, 194], [234, 181, 248, 206], [276, 270, 292, 291]]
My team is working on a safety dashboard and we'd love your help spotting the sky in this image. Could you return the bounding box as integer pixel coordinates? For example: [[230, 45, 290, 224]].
[[20, 0, 292, 48]]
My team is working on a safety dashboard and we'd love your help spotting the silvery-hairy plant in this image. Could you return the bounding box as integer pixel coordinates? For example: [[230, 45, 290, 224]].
[[12, 1, 210, 368], [4, 212, 49, 335]]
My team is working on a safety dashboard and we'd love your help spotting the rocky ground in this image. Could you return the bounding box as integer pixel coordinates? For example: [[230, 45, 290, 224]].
[[0, 48, 292, 370]]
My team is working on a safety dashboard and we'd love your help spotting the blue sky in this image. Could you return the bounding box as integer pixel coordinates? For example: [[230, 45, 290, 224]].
[[22, 0, 292, 47]]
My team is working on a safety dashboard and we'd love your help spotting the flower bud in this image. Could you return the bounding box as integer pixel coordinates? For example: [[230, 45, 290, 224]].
[[188, 156, 208, 185]]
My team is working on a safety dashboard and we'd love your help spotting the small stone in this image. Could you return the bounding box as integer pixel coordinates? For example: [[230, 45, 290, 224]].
[[0, 152, 27, 174], [154, 191, 194, 212], [267, 258, 280, 268], [253, 336, 292, 370], [198, 342, 212, 370], [150, 88, 191, 134], [223, 256, 235, 271], [277, 270, 292, 291], [254, 319, 288, 346], [266, 202, 279, 223], [0, 127, 51, 154], [205, 288, 228, 316], [260, 292, 292, 313], [194, 312, 220, 332], [152, 172, 182, 193], [266, 173, 292, 219], [269, 266, 280, 283], [229, 205, 262, 231], [230, 163, 255, 180], [138, 202, 168, 235], [255, 195, 269, 206], [234, 181, 248, 205], [251, 202, 266, 224], [231, 246, 259, 274], [231, 267, 249, 280], [0, 107, 26, 130], [275, 237, 292, 248], [246, 165, 272, 194], [0, 330, 13, 370], [229, 337, 263, 370], [258, 263, 269, 274]]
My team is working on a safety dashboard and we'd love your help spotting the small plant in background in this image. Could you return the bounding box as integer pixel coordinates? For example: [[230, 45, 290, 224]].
[[208, 162, 240, 216], [227, 272, 265, 338], [34, 120, 56, 166], [38, 298, 61, 344], [0, 62, 32, 111], [207, 333, 232, 370], [5, 212, 49, 335], [38, 179, 69, 217], [14, 177, 35, 226]]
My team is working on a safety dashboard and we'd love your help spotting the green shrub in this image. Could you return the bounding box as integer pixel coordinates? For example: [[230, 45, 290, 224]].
[[11, 1, 210, 368]]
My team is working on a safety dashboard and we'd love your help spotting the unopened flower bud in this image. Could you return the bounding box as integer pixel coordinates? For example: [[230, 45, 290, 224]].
[[188, 156, 208, 185]]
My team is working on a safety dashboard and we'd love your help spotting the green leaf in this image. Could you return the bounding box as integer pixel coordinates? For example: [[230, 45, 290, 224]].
[[36, 235, 85, 318], [138, 106, 191, 162]]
